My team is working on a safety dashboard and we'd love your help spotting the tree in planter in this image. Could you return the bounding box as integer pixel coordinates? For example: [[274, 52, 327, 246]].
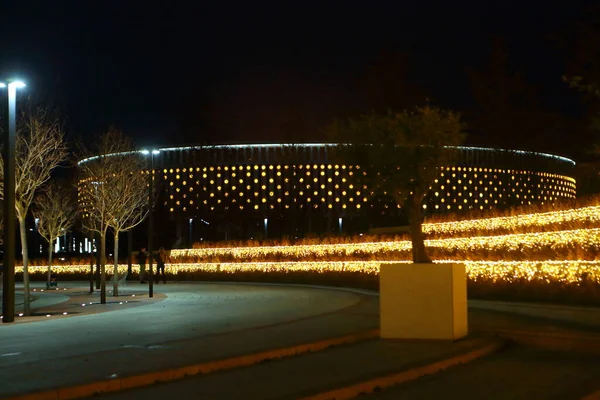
[[326, 106, 466, 263], [0, 108, 68, 315], [33, 181, 77, 288], [105, 147, 149, 296], [78, 129, 148, 303]]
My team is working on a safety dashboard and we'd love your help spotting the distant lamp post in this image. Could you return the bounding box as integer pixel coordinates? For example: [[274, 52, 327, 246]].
[[1, 80, 26, 324], [188, 218, 193, 247], [264, 218, 268, 238], [141, 149, 160, 298]]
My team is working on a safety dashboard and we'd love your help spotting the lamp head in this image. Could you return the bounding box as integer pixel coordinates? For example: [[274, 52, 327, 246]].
[[152, 150, 160, 155], [140, 150, 150, 155], [0, 80, 25, 89]]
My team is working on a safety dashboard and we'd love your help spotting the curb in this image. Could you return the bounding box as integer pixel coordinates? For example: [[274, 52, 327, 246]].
[[582, 390, 600, 400], [200, 281, 380, 297], [9, 329, 379, 400], [298, 338, 505, 400], [477, 328, 600, 355]]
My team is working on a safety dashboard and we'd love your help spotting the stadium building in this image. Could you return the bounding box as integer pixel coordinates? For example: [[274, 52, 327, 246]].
[[77, 143, 576, 247]]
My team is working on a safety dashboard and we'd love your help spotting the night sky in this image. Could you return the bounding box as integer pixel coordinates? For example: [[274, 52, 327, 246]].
[[1, 1, 599, 159]]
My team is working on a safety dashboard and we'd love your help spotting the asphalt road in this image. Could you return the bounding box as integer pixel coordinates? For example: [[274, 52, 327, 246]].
[[367, 346, 600, 400], [3, 282, 600, 399], [0, 282, 376, 397]]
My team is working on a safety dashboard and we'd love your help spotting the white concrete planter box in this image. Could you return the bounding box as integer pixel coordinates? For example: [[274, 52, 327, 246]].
[[380, 262, 468, 340]]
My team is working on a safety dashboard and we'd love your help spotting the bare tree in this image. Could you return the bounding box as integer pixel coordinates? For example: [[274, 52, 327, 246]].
[[33, 181, 77, 288], [106, 150, 149, 296], [0, 108, 68, 315], [78, 129, 148, 303]]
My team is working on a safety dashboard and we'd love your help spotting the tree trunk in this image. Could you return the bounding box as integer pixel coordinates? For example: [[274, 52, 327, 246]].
[[18, 217, 31, 316], [127, 230, 133, 279], [95, 261, 101, 289], [113, 231, 119, 297], [47, 241, 53, 289], [89, 261, 94, 292], [89, 231, 94, 293], [100, 232, 107, 304], [407, 195, 431, 264], [95, 232, 100, 289]]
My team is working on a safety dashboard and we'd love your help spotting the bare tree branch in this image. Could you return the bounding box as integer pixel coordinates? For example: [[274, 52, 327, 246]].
[[78, 128, 149, 300], [0, 107, 68, 315], [33, 181, 77, 288], [106, 146, 149, 296]]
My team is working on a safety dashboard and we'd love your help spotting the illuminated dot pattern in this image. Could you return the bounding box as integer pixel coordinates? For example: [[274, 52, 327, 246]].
[[79, 144, 576, 215], [161, 165, 575, 214]]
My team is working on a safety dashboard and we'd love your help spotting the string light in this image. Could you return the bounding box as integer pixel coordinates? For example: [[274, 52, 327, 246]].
[[20, 261, 600, 285], [423, 205, 600, 237]]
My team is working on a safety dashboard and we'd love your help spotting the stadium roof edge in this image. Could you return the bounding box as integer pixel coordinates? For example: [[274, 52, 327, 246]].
[[77, 143, 576, 166]]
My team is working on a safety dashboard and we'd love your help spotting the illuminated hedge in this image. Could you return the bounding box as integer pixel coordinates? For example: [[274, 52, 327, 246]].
[[170, 228, 600, 263], [21, 205, 600, 304], [423, 205, 600, 237], [22, 260, 600, 304], [21, 260, 600, 285], [174, 206, 600, 263]]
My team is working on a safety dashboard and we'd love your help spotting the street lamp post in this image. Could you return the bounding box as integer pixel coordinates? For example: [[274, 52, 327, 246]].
[[1, 80, 25, 324], [142, 149, 159, 298]]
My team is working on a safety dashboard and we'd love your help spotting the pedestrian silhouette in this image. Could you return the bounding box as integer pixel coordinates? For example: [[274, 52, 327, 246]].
[[156, 247, 167, 283], [137, 248, 148, 283]]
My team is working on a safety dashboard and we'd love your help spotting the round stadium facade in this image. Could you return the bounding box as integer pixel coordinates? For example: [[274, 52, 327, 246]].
[[78, 143, 576, 245]]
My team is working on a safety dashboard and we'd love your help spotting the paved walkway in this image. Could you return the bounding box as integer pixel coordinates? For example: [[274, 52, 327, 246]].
[[93, 308, 600, 400], [2, 281, 600, 399], [95, 341, 600, 400], [94, 304, 600, 400], [365, 346, 600, 400], [98, 336, 496, 400], [469, 299, 600, 330], [0, 282, 376, 398], [1, 282, 164, 320], [1, 290, 70, 313]]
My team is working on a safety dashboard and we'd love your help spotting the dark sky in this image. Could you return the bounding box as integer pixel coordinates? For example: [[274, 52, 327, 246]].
[[0, 1, 599, 158]]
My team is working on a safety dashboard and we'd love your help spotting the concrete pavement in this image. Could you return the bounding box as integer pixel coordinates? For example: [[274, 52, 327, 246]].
[[1, 290, 70, 314], [365, 346, 600, 400], [1, 282, 165, 322], [0, 282, 376, 398], [91, 302, 600, 400], [97, 336, 501, 400], [92, 309, 600, 400], [2, 281, 600, 399], [469, 299, 600, 330]]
